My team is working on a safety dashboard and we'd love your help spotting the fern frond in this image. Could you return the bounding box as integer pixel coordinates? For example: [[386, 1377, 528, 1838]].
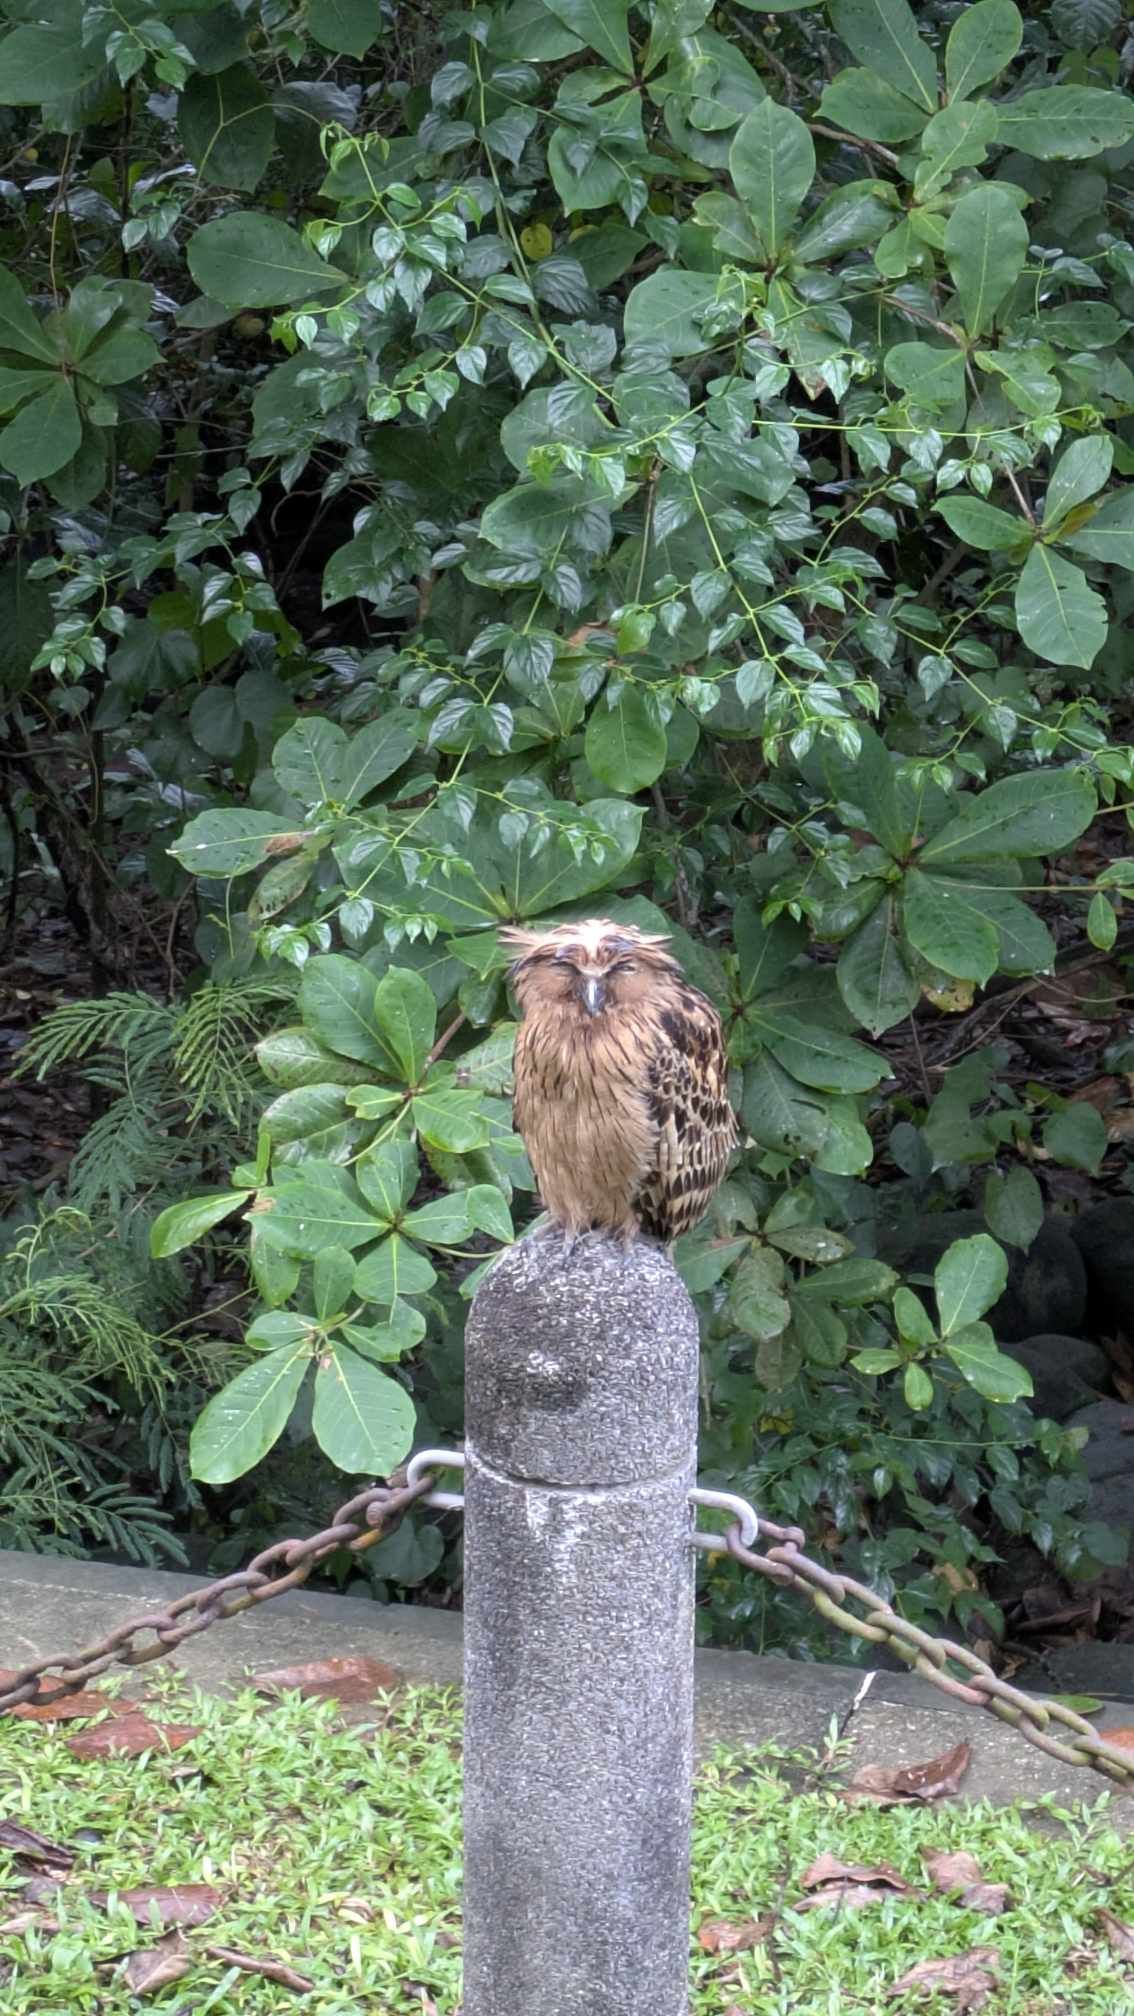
[[173, 977, 293, 1123], [15, 993, 175, 1079], [68, 1090, 170, 1215]]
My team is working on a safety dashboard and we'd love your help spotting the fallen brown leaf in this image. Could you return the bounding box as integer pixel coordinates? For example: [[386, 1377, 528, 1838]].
[[0, 1673, 132, 1724], [251, 1656, 401, 1704], [922, 1851, 1008, 1916], [1097, 1908, 1134, 1961], [887, 1946, 1001, 2010], [698, 1914, 774, 1953], [845, 1741, 971, 1806], [109, 1884, 224, 1929], [66, 1712, 199, 1759], [121, 1933, 192, 1994], [0, 1821, 74, 1867], [206, 1945, 314, 1992], [0, 1910, 50, 1937], [1097, 1727, 1134, 1751], [802, 1855, 915, 1894]]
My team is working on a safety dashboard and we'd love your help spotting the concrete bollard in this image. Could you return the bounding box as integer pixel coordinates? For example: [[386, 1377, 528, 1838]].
[[462, 1229, 700, 2016]]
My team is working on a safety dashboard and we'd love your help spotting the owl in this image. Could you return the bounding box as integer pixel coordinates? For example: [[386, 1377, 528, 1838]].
[[499, 918, 738, 1245]]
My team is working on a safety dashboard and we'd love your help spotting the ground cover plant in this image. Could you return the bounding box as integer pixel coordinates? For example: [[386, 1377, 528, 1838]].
[[1, 1680, 1133, 2012], [3, 0, 1134, 1656]]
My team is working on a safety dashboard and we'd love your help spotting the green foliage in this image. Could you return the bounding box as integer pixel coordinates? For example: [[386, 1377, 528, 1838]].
[[5, 0, 1134, 1642]]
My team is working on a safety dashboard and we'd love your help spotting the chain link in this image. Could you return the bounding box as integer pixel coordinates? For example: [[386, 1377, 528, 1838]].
[[718, 1518, 1134, 1785], [0, 1474, 436, 1715], [6, 1460, 1134, 1790]]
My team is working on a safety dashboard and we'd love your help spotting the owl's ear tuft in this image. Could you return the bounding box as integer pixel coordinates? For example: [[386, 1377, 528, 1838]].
[[498, 925, 547, 967]]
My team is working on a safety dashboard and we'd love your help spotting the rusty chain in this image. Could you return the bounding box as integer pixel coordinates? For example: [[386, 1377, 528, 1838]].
[[0, 1474, 434, 1714], [5, 1455, 1134, 1791], [722, 1518, 1134, 1786]]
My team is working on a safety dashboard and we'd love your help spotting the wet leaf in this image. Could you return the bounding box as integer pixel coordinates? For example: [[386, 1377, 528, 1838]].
[[698, 1914, 775, 1952], [251, 1655, 402, 1703], [887, 1946, 1000, 2009], [66, 1712, 199, 1759], [121, 1933, 192, 1994], [844, 1740, 971, 1804]]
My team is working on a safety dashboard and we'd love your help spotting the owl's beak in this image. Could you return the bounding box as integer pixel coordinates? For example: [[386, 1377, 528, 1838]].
[[580, 975, 606, 1016]]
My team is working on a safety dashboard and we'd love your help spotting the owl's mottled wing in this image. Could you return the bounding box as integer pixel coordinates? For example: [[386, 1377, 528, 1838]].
[[636, 982, 737, 1242]]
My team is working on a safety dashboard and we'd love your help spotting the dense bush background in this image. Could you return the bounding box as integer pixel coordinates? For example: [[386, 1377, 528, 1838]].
[[4, 0, 1134, 1659]]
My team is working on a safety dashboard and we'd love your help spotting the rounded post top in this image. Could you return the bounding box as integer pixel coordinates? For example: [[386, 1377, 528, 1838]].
[[464, 1228, 699, 1486]]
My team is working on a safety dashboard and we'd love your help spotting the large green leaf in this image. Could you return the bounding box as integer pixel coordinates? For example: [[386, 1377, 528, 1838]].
[[308, 0, 380, 57], [942, 1322, 1032, 1402], [983, 1167, 1043, 1251], [256, 1164, 384, 1254], [935, 1232, 1008, 1334], [995, 86, 1134, 159], [0, 25, 104, 103], [623, 270, 720, 358], [919, 767, 1096, 866], [337, 712, 419, 806], [827, 0, 937, 110], [1041, 436, 1113, 530], [373, 968, 437, 1083], [190, 1343, 310, 1483], [1015, 546, 1108, 669], [354, 1234, 438, 1305], [187, 213, 341, 307], [837, 897, 920, 1035], [541, 0, 631, 71], [944, 184, 1027, 337], [935, 497, 1027, 550], [902, 867, 999, 984], [178, 65, 274, 191], [1060, 489, 1134, 572], [272, 716, 348, 801], [0, 266, 57, 362], [584, 688, 667, 792], [0, 379, 80, 484], [171, 809, 307, 878], [817, 68, 927, 142], [729, 99, 815, 260], [312, 1345, 416, 1473], [884, 342, 965, 407], [300, 956, 395, 1070], [945, 0, 1022, 101], [150, 1189, 252, 1258], [756, 1017, 885, 1094]]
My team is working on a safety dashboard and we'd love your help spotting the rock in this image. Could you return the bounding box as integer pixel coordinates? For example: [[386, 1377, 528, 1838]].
[[878, 1210, 1088, 1344], [1065, 1399, 1134, 1483], [1001, 1334, 1111, 1422], [1070, 1199, 1134, 1339], [1012, 1642, 1134, 1701]]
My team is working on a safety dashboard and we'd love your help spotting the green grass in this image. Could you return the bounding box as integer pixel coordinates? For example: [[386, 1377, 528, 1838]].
[[1, 1678, 1131, 2013]]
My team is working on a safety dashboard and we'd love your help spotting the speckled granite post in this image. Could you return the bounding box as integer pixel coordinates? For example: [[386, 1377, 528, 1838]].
[[462, 1230, 700, 2016]]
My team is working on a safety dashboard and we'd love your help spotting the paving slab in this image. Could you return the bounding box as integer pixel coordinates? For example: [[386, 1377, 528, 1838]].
[[2, 1549, 1131, 1823]]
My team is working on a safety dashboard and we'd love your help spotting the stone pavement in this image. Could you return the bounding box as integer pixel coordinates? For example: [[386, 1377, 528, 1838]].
[[3, 1549, 1132, 1827]]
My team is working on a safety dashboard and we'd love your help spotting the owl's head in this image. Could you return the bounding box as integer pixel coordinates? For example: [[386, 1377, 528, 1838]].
[[499, 917, 679, 1017]]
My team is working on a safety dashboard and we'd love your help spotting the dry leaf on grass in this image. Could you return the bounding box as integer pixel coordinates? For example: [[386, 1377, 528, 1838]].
[[0, 1821, 74, 1867], [887, 1946, 1001, 2010], [66, 1712, 199, 1759], [206, 1944, 314, 1992], [0, 1673, 133, 1724], [109, 1885, 224, 1928], [698, 1915, 775, 1953], [922, 1850, 1008, 1916], [121, 1933, 192, 1994], [251, 1656, 402, 1704], [1096, 1909, 1134, 1961], [844, 1741, 971, 1806]]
